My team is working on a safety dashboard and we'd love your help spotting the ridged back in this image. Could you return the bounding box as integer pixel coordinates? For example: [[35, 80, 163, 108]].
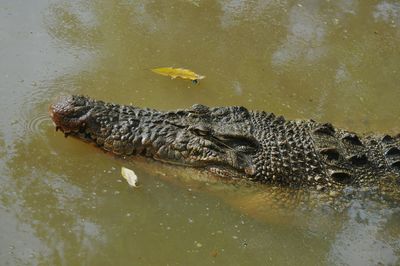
[[250, 111, 400, 189]]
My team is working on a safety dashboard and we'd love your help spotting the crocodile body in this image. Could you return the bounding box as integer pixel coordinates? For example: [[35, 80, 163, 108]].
[[50, 95, 400, 192]]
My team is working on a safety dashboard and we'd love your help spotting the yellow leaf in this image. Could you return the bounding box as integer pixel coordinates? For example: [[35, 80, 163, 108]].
[[151, 67, 205, 82], [121, 166, 139, 187]]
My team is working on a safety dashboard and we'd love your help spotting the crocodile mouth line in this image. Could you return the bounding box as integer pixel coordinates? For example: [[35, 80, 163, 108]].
[[54, 125, 248, 178], [152, 155, 247, 177]]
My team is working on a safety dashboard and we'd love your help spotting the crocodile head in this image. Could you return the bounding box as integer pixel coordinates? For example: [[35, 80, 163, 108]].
[[50, 95, 260, 179]]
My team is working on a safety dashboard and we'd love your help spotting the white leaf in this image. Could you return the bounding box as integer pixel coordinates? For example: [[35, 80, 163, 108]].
[[121, 166, 139, 187]]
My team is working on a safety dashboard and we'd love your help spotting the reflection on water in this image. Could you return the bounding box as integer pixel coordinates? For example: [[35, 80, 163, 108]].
[[45, 1, 101, 49], [329, 200, 400, 265], [0, 0, 400, 265], [374, 1, 400, 26]]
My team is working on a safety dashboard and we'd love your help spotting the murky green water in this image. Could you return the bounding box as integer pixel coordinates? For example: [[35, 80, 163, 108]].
[[1, 0, 400, 265]]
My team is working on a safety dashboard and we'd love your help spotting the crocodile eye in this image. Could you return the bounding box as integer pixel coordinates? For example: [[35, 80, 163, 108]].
[[199, 129, 209, 136], [189, 125, 211, 136], [192, 128, 209, 136], [215, 134, 259, 153]]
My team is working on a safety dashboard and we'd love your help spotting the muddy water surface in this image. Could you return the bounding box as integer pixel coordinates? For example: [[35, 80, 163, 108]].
[[1, 0, 400, 265]]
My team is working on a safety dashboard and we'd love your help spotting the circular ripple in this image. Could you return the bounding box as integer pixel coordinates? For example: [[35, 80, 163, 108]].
[[25, 113, 52, 134]]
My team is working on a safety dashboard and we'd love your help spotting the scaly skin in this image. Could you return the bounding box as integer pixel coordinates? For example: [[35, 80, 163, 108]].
[[49, 95, 400, 192]]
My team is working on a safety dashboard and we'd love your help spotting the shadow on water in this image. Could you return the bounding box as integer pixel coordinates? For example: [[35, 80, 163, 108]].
[[1, 0, 400, 265]]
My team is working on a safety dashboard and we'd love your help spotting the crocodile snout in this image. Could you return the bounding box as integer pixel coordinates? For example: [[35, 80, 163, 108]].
[[49, 95, 92, 133]]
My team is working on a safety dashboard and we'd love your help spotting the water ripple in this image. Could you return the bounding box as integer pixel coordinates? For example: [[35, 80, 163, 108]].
[[25, 113, 52, 135]]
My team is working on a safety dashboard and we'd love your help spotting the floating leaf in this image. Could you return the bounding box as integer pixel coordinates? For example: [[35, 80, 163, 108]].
[[151, 67, 205, 82], [121, 166, 138, 187]]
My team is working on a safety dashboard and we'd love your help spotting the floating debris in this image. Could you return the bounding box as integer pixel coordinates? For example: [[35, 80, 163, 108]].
[[151, 67, 205, 83], [121, 166, 139, 187], [185, 0, 200, 7], [210, 249, 219, 257]]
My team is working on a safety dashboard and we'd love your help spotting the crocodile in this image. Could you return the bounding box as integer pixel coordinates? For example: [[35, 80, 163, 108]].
[[49, 95, 400, 192]]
